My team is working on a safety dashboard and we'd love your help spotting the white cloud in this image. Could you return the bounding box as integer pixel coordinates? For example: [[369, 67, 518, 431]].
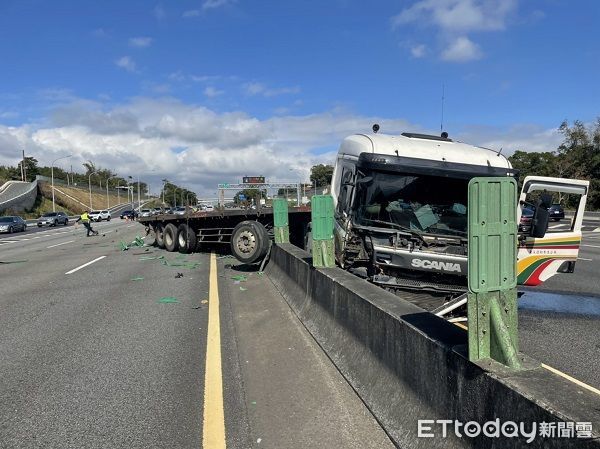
[[392, 0, 518, 62], [204, 87, 224, 98], [129, 37, 153, 48], [0, 111, 19, 119], [456, 124, 563, 156], [182, 9, 200, 18], [0, 96, 564, 195], [393, 0, 517, 33], [244, 82, 300, 97], [411, 44, 427, 58], [203, 0, 234, 10], [92, 28, 109, 38], [441, 36, 482, 62], [115, 56, 137, 73], [153, 4, 166, 20]]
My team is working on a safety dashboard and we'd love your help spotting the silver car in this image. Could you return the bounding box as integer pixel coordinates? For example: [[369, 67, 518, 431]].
[[37, 211, 69, 227], [0, 216, 27, 233], [139, 209, 152, 218]]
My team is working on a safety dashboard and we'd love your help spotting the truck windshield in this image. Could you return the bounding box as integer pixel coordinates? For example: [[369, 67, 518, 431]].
[[354, 171, 469, 237]]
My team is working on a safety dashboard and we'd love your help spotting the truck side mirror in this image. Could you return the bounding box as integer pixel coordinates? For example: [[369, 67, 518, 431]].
[[530, 204, 549, 238]]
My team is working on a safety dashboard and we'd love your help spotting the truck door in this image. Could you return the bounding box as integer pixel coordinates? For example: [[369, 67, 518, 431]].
[[333, 161, 356, 264], [516, 176, 589, 286]]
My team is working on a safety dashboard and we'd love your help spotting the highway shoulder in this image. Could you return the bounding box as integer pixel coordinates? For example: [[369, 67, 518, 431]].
[[218, 259, 394, 449]]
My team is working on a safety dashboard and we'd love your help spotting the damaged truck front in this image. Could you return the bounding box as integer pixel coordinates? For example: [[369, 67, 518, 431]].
[[330, 130, 588, 317]]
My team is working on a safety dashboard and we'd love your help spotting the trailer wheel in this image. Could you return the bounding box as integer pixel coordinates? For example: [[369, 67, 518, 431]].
[[177, 223, 197, 254], [230, 221, 269, 264], [155, 225, 165, 249], [163, 223, 179, 252]]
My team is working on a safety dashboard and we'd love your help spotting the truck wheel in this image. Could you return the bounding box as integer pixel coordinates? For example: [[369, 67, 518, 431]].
[[155, 225, 165, 249], [177, 223, 197, 254], [230, 221, 269, 264], [163, 223, 179, 252]]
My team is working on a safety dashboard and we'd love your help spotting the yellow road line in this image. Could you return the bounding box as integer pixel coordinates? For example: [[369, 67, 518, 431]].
[[203, 253, 226, 448], [452, 321, 600, 396], [541, 363, 600, 397]]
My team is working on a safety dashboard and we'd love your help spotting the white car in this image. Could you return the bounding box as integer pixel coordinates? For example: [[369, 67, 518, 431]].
[[205, 205, 214, 211], [139, 209, 152, 218], [89, 210, 111, 222]]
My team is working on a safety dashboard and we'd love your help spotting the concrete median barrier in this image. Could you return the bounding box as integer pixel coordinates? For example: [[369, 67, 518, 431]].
[[265, 243, 600, 448]]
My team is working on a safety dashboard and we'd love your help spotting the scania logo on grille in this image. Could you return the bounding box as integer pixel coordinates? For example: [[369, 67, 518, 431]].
[[411, 258, 462, 273]]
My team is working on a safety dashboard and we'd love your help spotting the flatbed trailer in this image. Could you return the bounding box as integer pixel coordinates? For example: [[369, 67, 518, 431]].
[[138, 206, 311, 264]]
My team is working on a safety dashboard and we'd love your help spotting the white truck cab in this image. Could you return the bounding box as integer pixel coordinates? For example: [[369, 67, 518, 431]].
[[330, 129, 588, 309]]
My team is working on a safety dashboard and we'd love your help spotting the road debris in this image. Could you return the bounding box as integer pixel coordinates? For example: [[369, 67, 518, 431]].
[[175, 272, 184, 278], [131, 276, 144, 281], [158, 297, 179, 304]]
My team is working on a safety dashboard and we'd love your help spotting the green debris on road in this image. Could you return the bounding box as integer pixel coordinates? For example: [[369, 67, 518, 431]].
[[160, 259, 201, 269], [158, 297, 179, 304], [240, 287, 247, 291], [231, 274, 248, 282], [131, 276, 144, 281], [119, 236, 146, 251]]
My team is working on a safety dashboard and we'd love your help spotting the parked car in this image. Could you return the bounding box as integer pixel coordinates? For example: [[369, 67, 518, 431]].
[[548, 204, 565, 221], [0, 216, 27, 233], [519, 205, 535, 233], [37, 211, 69, 227], [139, 209, 152, 218], [120, 210, 138, 220], [89, 210, 111, 222]]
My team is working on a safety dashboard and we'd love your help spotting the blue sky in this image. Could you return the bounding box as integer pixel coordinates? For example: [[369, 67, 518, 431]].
[[0, 0, 599, 194]]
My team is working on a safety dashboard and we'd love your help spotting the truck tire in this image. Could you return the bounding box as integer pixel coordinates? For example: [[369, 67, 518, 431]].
[[230, 221, 269, 264], [163, 223, 179, 252], [155, 225, 165, 249], [177, 223, 197, 254]]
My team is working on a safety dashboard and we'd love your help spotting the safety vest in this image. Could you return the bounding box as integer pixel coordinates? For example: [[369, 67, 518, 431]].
[[80, 212, 90, 222]]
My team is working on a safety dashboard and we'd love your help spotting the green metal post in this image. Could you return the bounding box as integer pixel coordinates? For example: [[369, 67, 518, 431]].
[[311, 195, 335, 268], [273, 198, 290, 243], [467, 177, 521, 369]]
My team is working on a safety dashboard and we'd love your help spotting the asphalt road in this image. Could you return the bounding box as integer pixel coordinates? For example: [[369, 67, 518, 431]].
[[1, 213, 598, 447], [0, 220, 209, 448], [0, 220, 392, 448]]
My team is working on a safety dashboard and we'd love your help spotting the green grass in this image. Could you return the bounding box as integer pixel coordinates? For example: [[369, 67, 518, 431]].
[[21, 196, 75, 219]]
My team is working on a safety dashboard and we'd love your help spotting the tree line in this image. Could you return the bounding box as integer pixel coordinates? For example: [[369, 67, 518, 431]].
[[0, 157, 149, 195], [508, 119, 600, 209]]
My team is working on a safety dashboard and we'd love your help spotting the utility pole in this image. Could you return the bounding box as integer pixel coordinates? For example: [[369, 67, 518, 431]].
[[20, 149, 25, 181]]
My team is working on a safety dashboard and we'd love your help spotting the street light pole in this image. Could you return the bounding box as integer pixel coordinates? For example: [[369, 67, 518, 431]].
[[137, 175, 141, 212], [51, 154, 72, 212], [88, 171, 98, 210], [116, 181, 121, 205], [106, 176, 117, 209]]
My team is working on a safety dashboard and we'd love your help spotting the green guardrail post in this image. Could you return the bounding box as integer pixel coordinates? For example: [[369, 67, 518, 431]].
[[467, 177, 521, 369], [273, 198, 290, 243], [311, 195, 335, 268]]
